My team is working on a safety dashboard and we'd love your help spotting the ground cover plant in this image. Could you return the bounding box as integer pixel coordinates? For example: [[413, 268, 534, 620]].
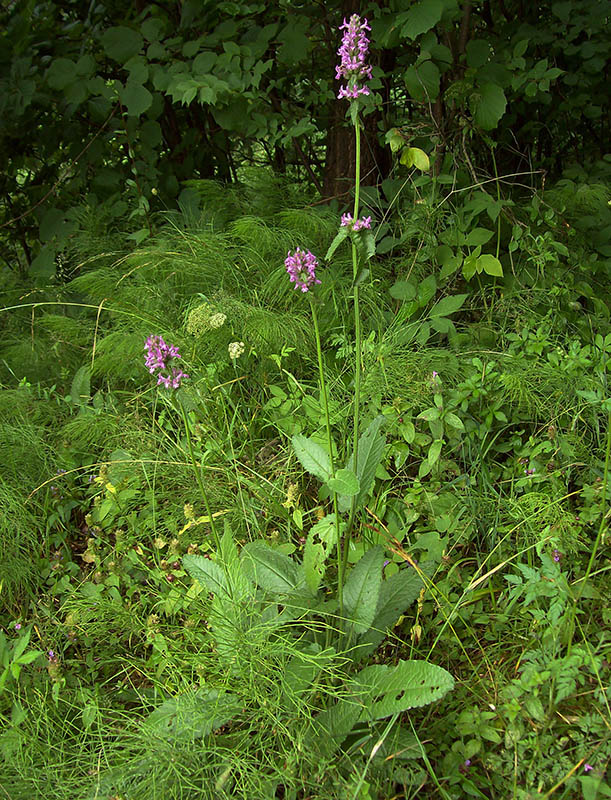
[[1, 6, 610, 800]]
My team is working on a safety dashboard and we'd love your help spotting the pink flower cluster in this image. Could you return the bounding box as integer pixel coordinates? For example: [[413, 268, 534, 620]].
[[144, 334, 189, 389], [336, 15, 372, 100], [341, 213, 372, 231], [285, 248, 321, 293]]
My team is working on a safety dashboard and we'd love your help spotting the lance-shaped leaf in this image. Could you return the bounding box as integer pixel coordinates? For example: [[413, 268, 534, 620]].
[[339, 416, 386, 511], [241, 540, 304, 595], [356, 659, 455, 718], [343, 546, 385, 635]]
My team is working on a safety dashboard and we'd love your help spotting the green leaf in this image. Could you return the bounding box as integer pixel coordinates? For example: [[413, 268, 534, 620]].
[[120, 82, 153, 116], [325, 226, 349, 261], [340, 416, 386, 512], [401, 0, 444, 40], [400, 147, 430, 171], [144, 688, 240, 742], [428, 293, 467, 317], [444, 412, 465, 431], [241, 541, 303, 595], [418, 274, 437, 305], [327, 468, 360, 496], [343, 546, 385, 635], [219, 522, 251, 602], [478, 254, 503, 276], [12, 631, 31, 663], [471, 82, 507, 130], [291, 435, 332, 483], [70, 365, 90, 406], [404, 61, 440, 102], [310, 514, 344, 551], [417, 407, 439, 422], [303, 530, 326, 593], [389, 280, 417, 301], [102, 26, 144, 63], [465, 227, 494, 246], [47, 58, 77, 90], [357, 567, 425, 658], [466, 40, 491, 68], [182, 555, 228, 596], [428, 439, 443, 466], [356, 659, 454, 718]]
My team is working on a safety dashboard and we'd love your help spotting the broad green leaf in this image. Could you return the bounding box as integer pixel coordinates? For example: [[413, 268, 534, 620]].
[[428, 439, 443, 465], [12, 631, 31, 663], [418, 274, 437, 305], [466, 40, 491, 68], [462, 253, 478, 280], [401, 0, 444, 40], [478, 254, 504, 276], [120, 82, 153, 116], [465, 227, 494, 246], [303, 530, 326, 593], [389, 280, 417, 301], [241, 541, 303, 595], [327, 468, 360, 496], [101, 26, 144, 63], [417, 407, 439, 422], [70, 365, 90, 406], [428, 293, 467, 317], [400, 147, 430, 171], [291, 435, 332, 483], [183, 555, 228, 596], [144, 688, 240, 742], [340, 416, 386, 512], [47, 58, 77, 90], [444, 412, 465, 431], [356, 659, 455, 718], [472, 82, 507, 130], [343, 546, 385, 635], [404, 61, 440, 102], [219, 522, 251, 602], [310, 514, 344, 551], [312, 694, 364, 757], [357, 567, 425, 659]]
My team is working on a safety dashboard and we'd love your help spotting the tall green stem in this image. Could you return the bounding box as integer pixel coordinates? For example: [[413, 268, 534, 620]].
[[310, 297, 344, 617], [179, 399, 221, 552], [345, 115, 363, 568]]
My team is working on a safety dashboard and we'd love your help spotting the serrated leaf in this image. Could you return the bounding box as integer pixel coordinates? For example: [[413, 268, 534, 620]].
[[241, 541, 303, 595], [291, 435, 332, 483], [327, 468, 360, 496], [343, 546, 385, 635], [478, 254, 504, 276], [182, 555, 228, 595], [325, 226, 349, 261], [356, 659, 454, 718]]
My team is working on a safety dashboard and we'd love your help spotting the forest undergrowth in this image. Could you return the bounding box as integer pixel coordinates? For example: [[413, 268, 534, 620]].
[[0, 163, 610, 800]]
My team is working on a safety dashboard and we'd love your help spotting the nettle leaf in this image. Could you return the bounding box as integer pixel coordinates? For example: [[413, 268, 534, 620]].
[[183, 555, 228, 596], [401, 0, 444, 40], [102, 26, 144, 63], [471, 82, 507, 130], [292, 435, 332, 483], [356, 659, 454, 718], [478, 254, 504, 276], [343, 546, 385, 635], [241, 541, 303, 595], [327, 468, 360, 496]]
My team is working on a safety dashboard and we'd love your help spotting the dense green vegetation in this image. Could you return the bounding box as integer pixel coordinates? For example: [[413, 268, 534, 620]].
[[0, 2, 609, 798]]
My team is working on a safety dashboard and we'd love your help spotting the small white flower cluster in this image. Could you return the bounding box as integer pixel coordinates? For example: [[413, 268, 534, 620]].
[[228, 341, 245, 361]]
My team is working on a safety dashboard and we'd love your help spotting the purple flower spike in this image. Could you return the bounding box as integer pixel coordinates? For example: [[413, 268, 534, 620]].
[[341, 213, 372, 232], [285, 248, 321, 293], [336, 15, 373, 101], [144, 335, 189, 389]]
